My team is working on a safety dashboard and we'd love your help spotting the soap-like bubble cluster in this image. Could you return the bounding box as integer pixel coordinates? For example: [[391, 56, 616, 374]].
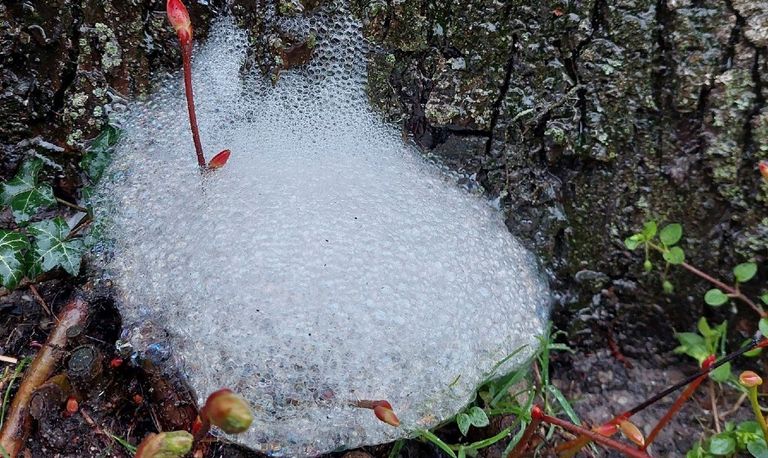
[[94, 3, 550, 456]]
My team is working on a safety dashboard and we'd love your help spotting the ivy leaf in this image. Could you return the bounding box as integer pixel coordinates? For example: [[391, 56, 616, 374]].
[[659, 223, 682, 246], [0, 159, 56, 223], [733, 262, 757, 283], [663, 247, 685, 265], [704, 289, 729, 307], [0, 230, 30, 289], [28, 217, 84, 277], [466, 406, 489, 428], [80, 125, 120, 183], [641, 221, 657, 240], [456, 413, 471, 436]]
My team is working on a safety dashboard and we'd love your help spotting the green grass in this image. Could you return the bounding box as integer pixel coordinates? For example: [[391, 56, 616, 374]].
[[412, 322, 579, 457]]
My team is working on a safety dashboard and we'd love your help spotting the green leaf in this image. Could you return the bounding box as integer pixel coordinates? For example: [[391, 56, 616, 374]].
[[0, 230, 29, 289], [548, 385, 581, 426], [759, 318, 768, 338], [663, 246, 685, 265], [742, 338, 763, 357], [624, 234, 643, 250], [748, 439, 768, 458], [457, 412, 471, 436], [466, 406, 489, 428], [761, 293, 768, 305], [28, 217, 84, 277], [0, 159, 56, 223], [697, 317, 713, 337], [418, 430, 457, 458], [674, 332, 709, 363], [708, 433, 736, 455], [705, 289, 729, 307], [660, 223, 683, 246], [663, 280, 674, 294], [641, 221, 657, 240], [733, 262, 758, 283], [709, 362, 731, 382], [80, 125, 120, 183]]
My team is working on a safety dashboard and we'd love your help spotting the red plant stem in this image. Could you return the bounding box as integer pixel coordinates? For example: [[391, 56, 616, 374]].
[[563, 339, 767, 454], [180, 38, 206, 168], [506, 410, 543, 458], [679, 261, 765, 317], [532, 407, 651, 458], [640, 355, 714, 449], [648, 243, 764, 317]]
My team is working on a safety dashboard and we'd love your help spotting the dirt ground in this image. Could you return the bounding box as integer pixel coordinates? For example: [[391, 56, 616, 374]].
[[1, 276, 758, 457]]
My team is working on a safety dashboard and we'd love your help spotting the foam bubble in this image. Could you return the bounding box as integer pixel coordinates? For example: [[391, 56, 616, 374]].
[[94, 4, 549, 456]]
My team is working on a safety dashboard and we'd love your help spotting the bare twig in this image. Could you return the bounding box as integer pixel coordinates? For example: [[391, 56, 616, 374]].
[[720, 392, 748, 418], [0, 295, 88, 457], [55, 197, 88, 213], [0, 357, 16, 365], [27, 284, 55, 322], [709, 380, 720, 433]]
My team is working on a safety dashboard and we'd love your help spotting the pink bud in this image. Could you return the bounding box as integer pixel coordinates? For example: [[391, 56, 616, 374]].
[[208, 149, 231, 169], [740, 370, 763, 388], [373, 405, 400, 427], [167, 0, 193, 43]]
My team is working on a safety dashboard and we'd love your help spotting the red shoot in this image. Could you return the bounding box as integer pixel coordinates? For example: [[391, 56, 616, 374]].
[[166, 0, 231, 171], [208, 149, 231, 169], [167, 0, 192, 44], [760, 161, 768, 180]]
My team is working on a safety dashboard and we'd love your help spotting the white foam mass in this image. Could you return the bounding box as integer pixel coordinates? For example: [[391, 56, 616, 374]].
[[94, 4, 549, 456]]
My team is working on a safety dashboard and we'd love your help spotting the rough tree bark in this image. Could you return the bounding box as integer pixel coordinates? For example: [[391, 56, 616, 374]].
[[1, 0, 767, 404]]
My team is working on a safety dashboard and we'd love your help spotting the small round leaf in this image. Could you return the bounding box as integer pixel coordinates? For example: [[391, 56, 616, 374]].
[[641, 221, 657, 240], [624, 235, 642, 250], [663, 280, 674, 294], [704, 289, 729, 306], [643, 259, 653, 272], [659, 223, 682, 246], [662, 247, 685, 265], [456, 413, 470, 436], [708, 433, 735, 455], [759, 318, 768, 338], [733, 262, 757, 283]]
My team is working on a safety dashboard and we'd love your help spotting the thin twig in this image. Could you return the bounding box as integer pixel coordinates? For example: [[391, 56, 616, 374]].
[[709, 380, 720, 433], [648, 243, 765, 317], [55, 197, 88, 213], [0, 357, 16, 365], [27, 284, 56, 322], [720, 392, 748, 418]]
